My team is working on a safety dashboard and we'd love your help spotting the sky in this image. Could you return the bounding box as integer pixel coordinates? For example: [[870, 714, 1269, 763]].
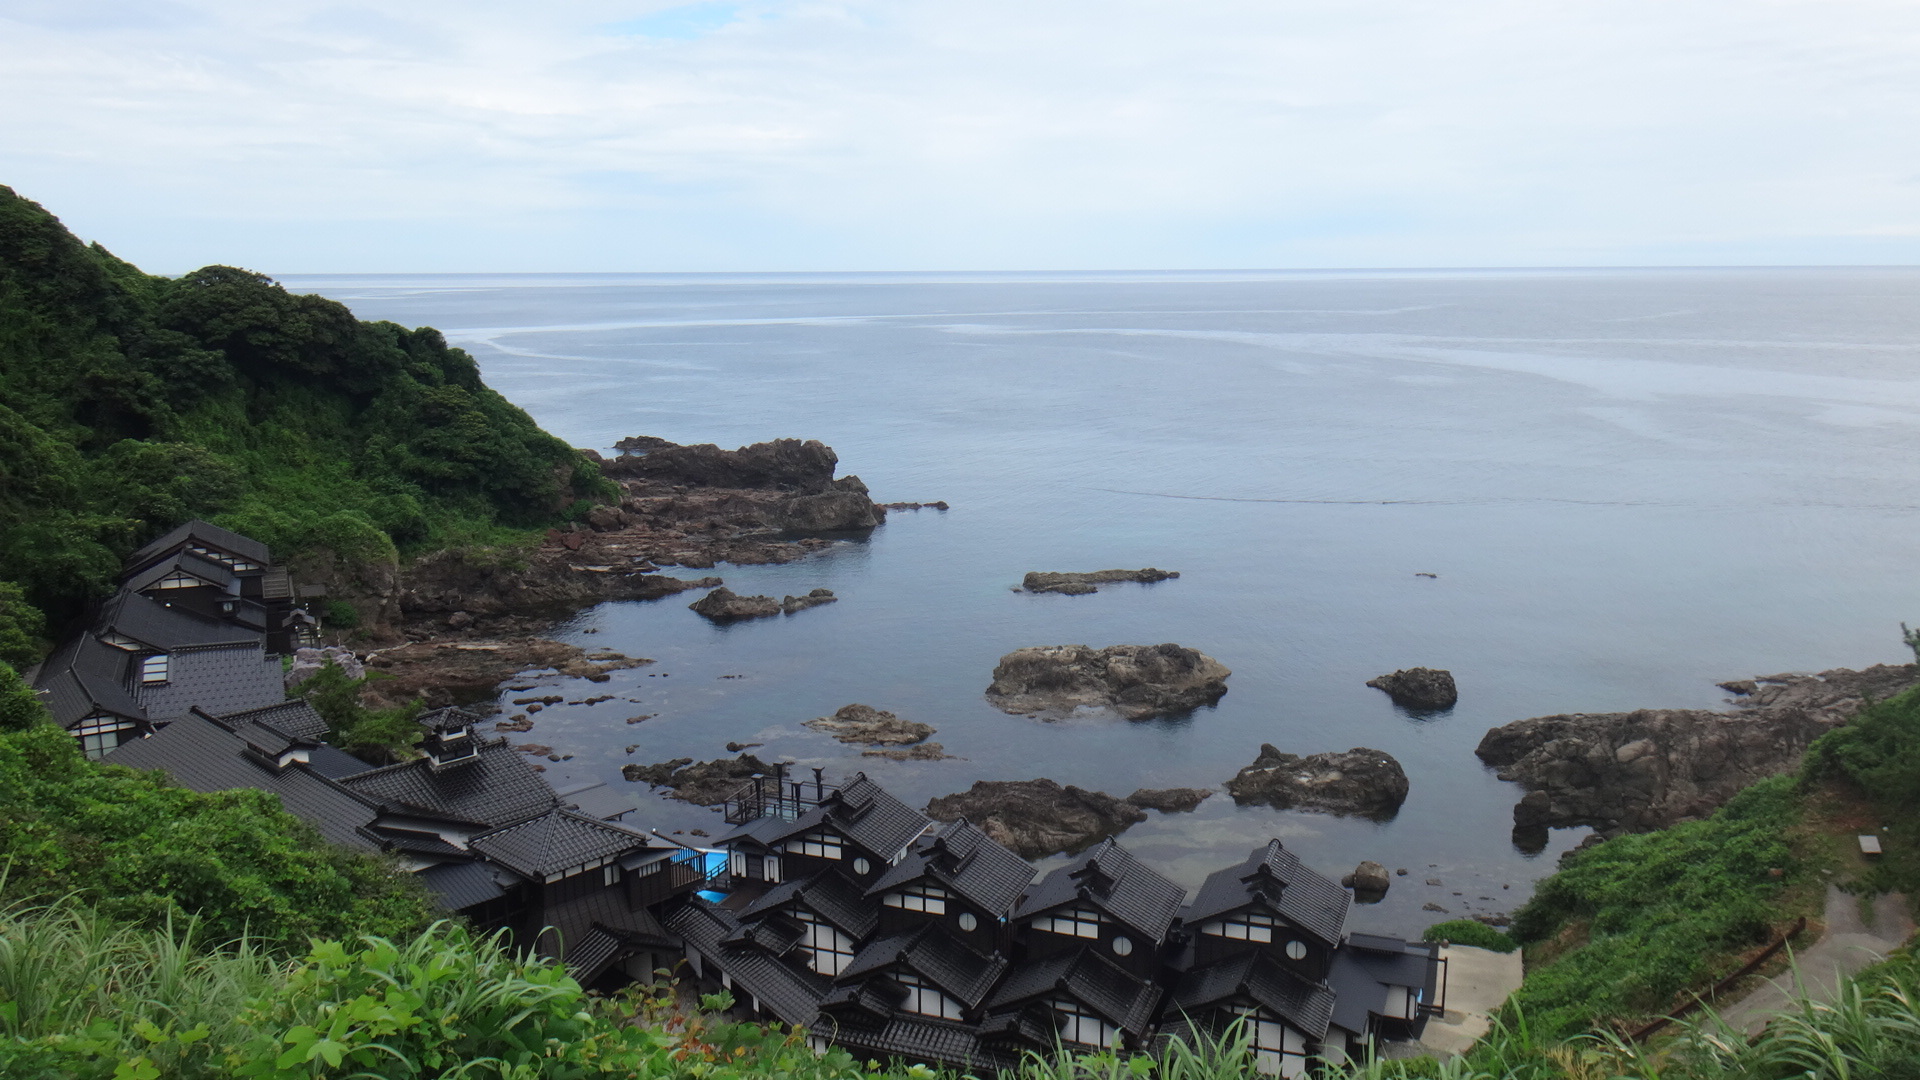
[[3, 0, 1920, 272]]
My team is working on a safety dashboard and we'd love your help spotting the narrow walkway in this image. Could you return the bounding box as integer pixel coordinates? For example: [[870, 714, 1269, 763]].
[[1381, 944, 1525, 1059], [1715, 885, 1914, 1037]]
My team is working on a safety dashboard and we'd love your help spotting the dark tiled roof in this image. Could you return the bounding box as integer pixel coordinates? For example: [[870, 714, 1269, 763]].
[[33, 635, 146, 728], [126, 520, 271, 573], [869, 819, 1032, 918], [136, 645, 284, 722], [1182, 840, 1351, 948], [729, 774, 934, 862], [1327, 950, 1386, 1034], [1013, 838, 1186, 943], [125, 552, 236, 594], [417, 859, 514, 911], [221, 700, 330, 742], [468, 809, 652, 878], [986, 946, 1162, 1036], [105, 713, 381, 851], [1169, 951, 1336, 1039], [829, 1016, 1010, 1072], [531, 885, 677, 976], [743, 869, 878, 939], [417, 706, 482, 733], [339, 739, 557, 828], [97, 591, 259, 651], [667, 898, 829, 1026], [305, 745, 376, 780], [840, 926, 1007, 1008]]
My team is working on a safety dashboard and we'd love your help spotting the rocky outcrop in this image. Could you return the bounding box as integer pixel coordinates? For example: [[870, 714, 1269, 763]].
[[926, 779, 1147, 859], [1476, 663, 1920, 835], [1022, 569, 1180, 595], [805, 704, 934, 746], [689, 587, 783, 621], [359, 639, 653, 709], [782, 589, 838, 614], [1366, 667, 1458, 711], [863, 743, 959, 762], [1341, 861, 1391, 896], [397, 545, 719, 631], [622, 753, 774, 805], [1225, 745, 1410, 820], [1125, 787, 1213, 813], [985, 643, 1230, 720], [601, 437, 841, 492]]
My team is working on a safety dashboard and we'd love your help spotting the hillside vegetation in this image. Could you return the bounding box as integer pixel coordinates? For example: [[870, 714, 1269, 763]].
[[0, 184, 609, 656]]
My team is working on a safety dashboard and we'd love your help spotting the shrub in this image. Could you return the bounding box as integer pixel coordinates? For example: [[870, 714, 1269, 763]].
[[1420, 919, 1516, 952]]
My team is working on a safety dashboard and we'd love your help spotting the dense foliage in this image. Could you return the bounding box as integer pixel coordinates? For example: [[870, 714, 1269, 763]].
[[0, 184, 611, 648], [1498, 777, 1804, 1040], [295, 660, 423, 764], [0, 680, 436, 953], [1801, 685, 1920, 898], [1420, 920, 1516, 953]]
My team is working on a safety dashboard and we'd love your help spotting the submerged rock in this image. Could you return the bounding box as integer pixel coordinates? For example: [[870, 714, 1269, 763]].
[[805, 704, 935, 746], [1022, 569, 1180, 595], [1124, 787, 1214, 813], [689, 587, 782, 621], [1224, 745, 1410, 819], [1366, 667, 1458, 711], [1476, 663, 1920, 835], [985, 643, 1230, 720], [925, 779, 1147, 859], [863, 743, 960, 762]]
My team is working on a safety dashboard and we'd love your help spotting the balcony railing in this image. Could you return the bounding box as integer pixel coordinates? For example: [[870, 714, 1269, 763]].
[[721, 770, 840, 826]]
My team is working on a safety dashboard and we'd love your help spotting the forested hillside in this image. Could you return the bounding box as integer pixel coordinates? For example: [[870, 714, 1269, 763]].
[[0, 185, 607, 661]]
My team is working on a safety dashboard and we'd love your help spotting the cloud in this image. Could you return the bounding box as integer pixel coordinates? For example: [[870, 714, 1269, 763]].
[[2, 0, 1919, 270]]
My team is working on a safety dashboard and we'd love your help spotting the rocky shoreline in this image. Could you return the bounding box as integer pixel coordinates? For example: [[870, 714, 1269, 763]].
[[1477, 662, 1920, 838]]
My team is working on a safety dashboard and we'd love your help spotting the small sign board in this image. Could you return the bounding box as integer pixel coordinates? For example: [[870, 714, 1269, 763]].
[[1858, 834, 1884, 856]]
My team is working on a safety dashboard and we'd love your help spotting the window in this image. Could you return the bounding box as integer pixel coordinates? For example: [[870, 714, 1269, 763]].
[[793, 910, 857, 976], [957, 912, 978, 932], [897, 972, 963, 1020], [729, 851, 748, 880], [1200, 911, 1275, 943], [852, 856, 872, 875], [75, 718, 135, 760], [1111, 936, 1133, 957], [883, 883, 948, 915], [1049, 999, 1119, 1048], [603, 864, 620, 887], [1283, 939, 1307, 961], [789, 831, 844, 860], [1230, 1006, 1307, 1077], [763, 855, 782, 883], [140, 654, 169, 684], [100, 633, 140, 651], [154, 573, 198, 590], [1034, 907, 1103, 939]]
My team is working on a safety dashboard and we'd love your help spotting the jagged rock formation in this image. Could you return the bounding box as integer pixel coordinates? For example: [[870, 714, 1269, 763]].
[[925, 779, 1147, 859], [689, 587, 783, 621], [805, 704, 935, 746], [1366, 667, 1458, 711], [782, 589, 838, 614], [1021, 569, 1180, 595], [622, 753, 774, 805], [984, 643, 1230, 720], [863, 743, 959, 761], [1477, 663, 1920, 835], [1125, 787, 1213, 813], [1225, 745, 1411, 819], [360, 639, 651, 709]]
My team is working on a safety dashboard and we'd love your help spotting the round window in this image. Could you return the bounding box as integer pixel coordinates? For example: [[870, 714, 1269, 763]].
[[958, 913, 978, 932], [852, 857, 871, 875], [1112, 936, 1133, 957], [1284, 939, 1307, 961]]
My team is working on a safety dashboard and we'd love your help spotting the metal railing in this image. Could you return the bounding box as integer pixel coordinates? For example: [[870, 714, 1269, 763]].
[[722, 768, 840, 825]]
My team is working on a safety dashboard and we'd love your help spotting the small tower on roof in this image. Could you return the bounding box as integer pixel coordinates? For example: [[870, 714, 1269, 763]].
[[418, 706, 482, 771]]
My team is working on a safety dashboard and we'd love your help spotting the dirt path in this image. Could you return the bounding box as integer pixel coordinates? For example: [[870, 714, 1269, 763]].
[[1715, 884, 1914, 1036]]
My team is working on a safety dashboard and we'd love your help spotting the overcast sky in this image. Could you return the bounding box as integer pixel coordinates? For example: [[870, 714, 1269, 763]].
[[4, 0, 1920, 272]]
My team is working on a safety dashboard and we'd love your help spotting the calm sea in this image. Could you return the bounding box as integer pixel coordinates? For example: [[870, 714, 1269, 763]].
[[283, 268, 1920, 936]]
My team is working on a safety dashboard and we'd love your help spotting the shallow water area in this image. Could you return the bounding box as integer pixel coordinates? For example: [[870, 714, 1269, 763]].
[[286, 268, 1920, 936]]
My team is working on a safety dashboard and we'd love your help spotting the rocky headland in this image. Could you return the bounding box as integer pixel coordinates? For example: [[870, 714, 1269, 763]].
[[1366, 667, 1458, 711], [925, 778, 1147, 859], [1476, 662, 1920, 836], [360, 640, 653, 710], [984, 643, 1230, 720], [1021, 568, 1180, 595], [1224, 745, 1411, 819]]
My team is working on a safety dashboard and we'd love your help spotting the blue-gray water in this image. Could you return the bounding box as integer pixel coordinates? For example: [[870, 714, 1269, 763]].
[[285, 268, 1920, 936]]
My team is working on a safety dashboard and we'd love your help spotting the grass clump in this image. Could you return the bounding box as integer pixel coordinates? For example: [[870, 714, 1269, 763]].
[[1422, 920, 1517, 953]]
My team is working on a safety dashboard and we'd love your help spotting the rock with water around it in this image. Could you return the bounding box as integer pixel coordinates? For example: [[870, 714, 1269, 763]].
[[805, 704, 934, 746], [1476, 663, 1920, 835], [1366, 667, 1458, 711], [622, 753, 774, 805], [689, 587, 782, 621], [925, 779, 1147, 859], [985, 643, 1230, 720], [782, 589, 838, 614], [1022, 569, 1180, 595], [1341, 861, 1392, 894], [863, 743, 960, 762], [1124, 787, 1214, 813], [1225, 745, 1410, 819]]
